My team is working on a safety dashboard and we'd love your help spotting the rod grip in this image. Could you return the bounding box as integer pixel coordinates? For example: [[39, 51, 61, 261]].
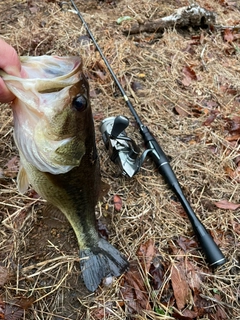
[[172, 184, 226, 267], [140, 125, 226, 267]]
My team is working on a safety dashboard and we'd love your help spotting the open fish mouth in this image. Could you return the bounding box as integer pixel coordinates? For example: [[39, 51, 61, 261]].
[[1, 56, 86, 175]]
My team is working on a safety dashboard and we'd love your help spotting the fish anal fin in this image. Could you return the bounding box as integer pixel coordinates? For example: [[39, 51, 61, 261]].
[[80, 238, 129, 292], [17, 165, 29, 194]]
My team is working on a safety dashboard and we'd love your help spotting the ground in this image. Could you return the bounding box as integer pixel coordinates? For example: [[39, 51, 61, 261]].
[[0, 0, 240, 319]]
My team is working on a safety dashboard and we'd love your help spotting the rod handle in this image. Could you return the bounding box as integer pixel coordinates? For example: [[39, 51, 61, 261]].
[[140, 125, 226, 267]]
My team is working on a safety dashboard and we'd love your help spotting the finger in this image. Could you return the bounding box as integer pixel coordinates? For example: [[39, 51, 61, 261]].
[[0, 39, 21, 76]]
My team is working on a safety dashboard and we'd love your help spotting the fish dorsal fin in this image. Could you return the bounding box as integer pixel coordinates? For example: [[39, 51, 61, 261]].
[[17, 165, 29, 194]]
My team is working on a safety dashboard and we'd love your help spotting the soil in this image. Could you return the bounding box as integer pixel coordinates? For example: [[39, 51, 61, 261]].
[[0, 0, 240, 319]]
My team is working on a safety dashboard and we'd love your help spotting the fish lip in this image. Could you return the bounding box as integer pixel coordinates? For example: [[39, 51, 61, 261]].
[[9, 56, 86, 175], [1, 56, 82, 86]]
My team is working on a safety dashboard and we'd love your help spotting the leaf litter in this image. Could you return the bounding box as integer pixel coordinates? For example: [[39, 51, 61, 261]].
[[0, 0, 240, 319]]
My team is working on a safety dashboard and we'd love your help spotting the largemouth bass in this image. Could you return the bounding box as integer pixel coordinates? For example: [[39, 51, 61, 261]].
[[1, 55, 129, 292]]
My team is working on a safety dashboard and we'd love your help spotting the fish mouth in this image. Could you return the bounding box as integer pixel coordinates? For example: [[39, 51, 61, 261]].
[[3, 56, 85, 175], [19, 55, 83, 93]]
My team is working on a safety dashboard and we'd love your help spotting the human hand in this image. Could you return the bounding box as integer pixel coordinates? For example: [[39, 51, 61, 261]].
[[0, 38, 21, 103]]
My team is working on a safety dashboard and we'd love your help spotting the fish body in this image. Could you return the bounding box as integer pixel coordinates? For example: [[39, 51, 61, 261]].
[[1, 56, 129, 292]]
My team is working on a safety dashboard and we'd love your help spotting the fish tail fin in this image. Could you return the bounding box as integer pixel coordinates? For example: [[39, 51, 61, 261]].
[[80, 238, 129, 292]]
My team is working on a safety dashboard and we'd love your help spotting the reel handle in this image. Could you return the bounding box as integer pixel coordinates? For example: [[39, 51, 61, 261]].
[[111, 115, 129, 138]]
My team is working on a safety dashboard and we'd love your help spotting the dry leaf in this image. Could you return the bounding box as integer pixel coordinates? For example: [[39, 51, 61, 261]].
[[0, 266, 9, 286], [171, 264, 190, 310], [224, 166, 240, 182], [214, 199, 240, 210], [185, 261, 203, 293], [137, 238, 156, 273], [4, 304, 23, 320], [121, 267, 151, 314], [223, 28, 234, 43], [228, 116, 240, 133], [0, 300, 4, 319], [131, 80, 143, 92], [173, 309, 198, 320], [149, 256, 164, 290], [113, 194, 122, 211], [176, 236, 198, 252], [181, 65, 197, 86], [3, 156, 19, 178], [174, 105, 190, 117], [91, 303, 112, 320], [232, 221, 240, 235], [202, 111, 219, 126], [215, 306, 228, 319]]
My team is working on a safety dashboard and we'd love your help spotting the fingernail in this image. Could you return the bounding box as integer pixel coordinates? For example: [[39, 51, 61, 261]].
[[4, 66, 21, 77]]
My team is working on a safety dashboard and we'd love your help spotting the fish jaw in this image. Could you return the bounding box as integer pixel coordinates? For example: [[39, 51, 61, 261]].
[[2, 56, 86, 175]]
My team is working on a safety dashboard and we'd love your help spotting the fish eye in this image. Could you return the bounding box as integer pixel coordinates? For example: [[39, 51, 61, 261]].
[[72, 95, 88, 112]]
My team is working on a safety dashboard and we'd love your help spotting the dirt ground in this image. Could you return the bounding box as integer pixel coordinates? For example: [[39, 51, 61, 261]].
[[0, 0, 240, 319]]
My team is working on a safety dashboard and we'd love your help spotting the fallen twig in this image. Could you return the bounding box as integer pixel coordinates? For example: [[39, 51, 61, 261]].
[[123, 4, 216, 35]]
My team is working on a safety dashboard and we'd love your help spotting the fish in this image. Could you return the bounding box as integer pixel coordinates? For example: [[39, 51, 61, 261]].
[[0, 55, 129, 292]]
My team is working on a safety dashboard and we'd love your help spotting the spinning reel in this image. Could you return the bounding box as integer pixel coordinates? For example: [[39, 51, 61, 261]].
[[100, 116, 148, 177]]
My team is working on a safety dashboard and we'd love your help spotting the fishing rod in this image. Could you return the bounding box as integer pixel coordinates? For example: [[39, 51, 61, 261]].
[[69, 0, 226, 268]]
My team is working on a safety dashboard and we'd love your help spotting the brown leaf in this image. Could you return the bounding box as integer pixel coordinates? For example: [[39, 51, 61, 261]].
[[232, 221, 240, 235], [215, 306, 228, 319], [185, 261, 203, 293], [171, 264, 190, 310], [220, 84, 238, 95], [113, 195, 122, 211], [173, 309, 198, 320], [202, 111, 219, 126], [3, 156, 19, 178], [5, 304, 24, 320], [224, 166, 240, 182], [131, 80, 143, 92], [225, 134, 240, 142], [0, 266, 9, 286], [91, 303, 112, 319], [223, 28, 234, 43], [18, 297, 35, 310], [173, 105, 190, 117], [183, 66, 197, 80], [149, 256, 164, 290], [0, 299, 4, 319], [176, 236, 198, 252], [219, 0, 238, 7], [181, 65, 197, 86], [234, 155, 240, 166], [95, 70, 107, 81], [214, 199, 240, 210], [228, 116, 240, 133], [121, 266, 151, 314], [137, 238, 155, 273], [201, 98, 219, 109], [193, 294, 213, 317]]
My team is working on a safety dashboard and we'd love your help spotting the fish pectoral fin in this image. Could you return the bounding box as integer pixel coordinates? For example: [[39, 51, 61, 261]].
[[17, 165, 29, 194], [80, 238, 129, 292]]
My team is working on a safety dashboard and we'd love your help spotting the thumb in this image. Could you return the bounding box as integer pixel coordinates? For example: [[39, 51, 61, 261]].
[[0, 39, 21, 76]]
